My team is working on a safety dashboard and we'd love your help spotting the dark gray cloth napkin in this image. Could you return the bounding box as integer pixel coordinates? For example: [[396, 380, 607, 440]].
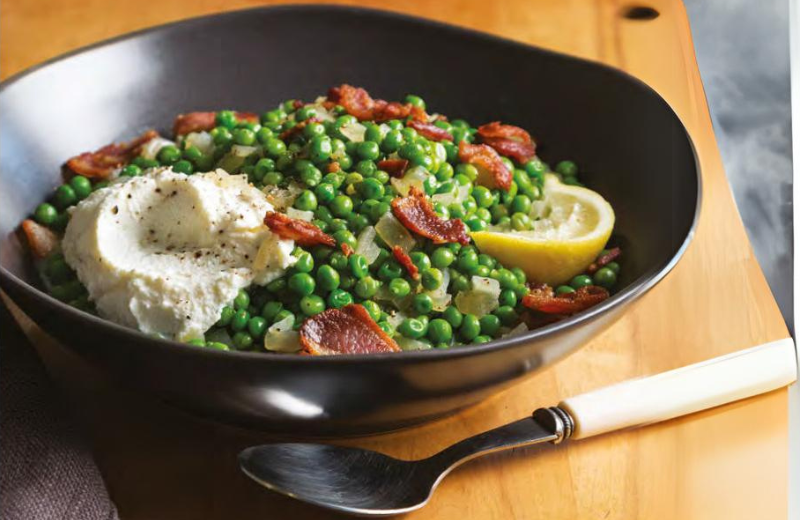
[[0, 300, 118, 520]]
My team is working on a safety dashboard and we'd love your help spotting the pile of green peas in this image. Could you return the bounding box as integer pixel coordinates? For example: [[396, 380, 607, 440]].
[[28, 91, 621, 351]]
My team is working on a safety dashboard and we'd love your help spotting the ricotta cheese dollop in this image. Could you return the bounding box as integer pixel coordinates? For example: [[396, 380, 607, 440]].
[[62, 168, 295, 341]]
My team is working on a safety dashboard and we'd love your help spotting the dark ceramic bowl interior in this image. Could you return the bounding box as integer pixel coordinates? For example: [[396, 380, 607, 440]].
[[0, 5, 699, 435]]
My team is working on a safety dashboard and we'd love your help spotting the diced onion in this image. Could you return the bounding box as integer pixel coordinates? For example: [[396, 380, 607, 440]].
[[340, 121, 366, 142], [263, 182, 303, 211], [454, 276, 501, 317], [376, 285, 413, 311], [503, 322, 529, 338], [287, 207, 314, 222], [375, 213, 416, 252], [184, 131, 214, 156], [432, 185, 470, 206], [385, 310, 407, 329], [264, 330, 301, 353], [390, 166, 430, 197], [140, 137, 175, 161], [355, 226, 381, 264], [396, 336, 432, 351]]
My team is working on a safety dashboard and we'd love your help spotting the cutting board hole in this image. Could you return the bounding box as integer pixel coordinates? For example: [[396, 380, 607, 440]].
[[621, 6, 660, 20]]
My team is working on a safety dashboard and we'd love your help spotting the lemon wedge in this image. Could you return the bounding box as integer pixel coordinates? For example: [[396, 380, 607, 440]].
[[471, 174, 615, 286]]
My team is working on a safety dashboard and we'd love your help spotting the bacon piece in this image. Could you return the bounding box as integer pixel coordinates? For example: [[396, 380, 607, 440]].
[[279, 117, 321, 140], [392, 246, 419, 280], [292, 100, 305, 110], [477, 122, 537, 164], [587, 247, 622, 274], [407, 120, 453, 141], [522, 284, 609, 315], [264, 211, 336, 248], [327, 162, 341, 173], [327, 84, 427, 123], [377, 159, 410, 178], [21, 219, 59, 259], [341, 243, 355, 257], [391, 187, 470, 245], [65, 130, 159, 179], [300, 304, 401, 355], [172, 111, 258, 136], [458, 141, 513, 191]]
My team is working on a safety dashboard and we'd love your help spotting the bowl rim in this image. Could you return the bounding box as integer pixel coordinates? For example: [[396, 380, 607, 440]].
[[0, 3, 702, 365]]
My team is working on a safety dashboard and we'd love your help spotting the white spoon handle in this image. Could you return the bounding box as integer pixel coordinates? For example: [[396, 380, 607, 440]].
[[558, 338, 797, 440]]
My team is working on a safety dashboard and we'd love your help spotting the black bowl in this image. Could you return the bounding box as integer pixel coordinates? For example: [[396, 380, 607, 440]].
[[0, 5, 699, 436]]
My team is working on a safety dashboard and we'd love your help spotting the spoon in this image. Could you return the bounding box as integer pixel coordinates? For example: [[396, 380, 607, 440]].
[[240, 338, 796, 516]]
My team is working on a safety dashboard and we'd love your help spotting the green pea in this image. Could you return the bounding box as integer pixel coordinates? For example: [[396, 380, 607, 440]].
[[431, 248, 455, 268], [494, 305, 518, 326], [466, 216, 487, 232], [355, 160, 377, 177], [378, 321, 395, 337], [606, 261, 621, 275], [216, 305, 235, 327], [472, 186, 494, 208], [556, 285, 575, 295], [293, 106, 314, 121], [499, 289, 518, 308], [294, 251, 314, 273], [347, 213, 370, 233], [186, 338, 206, 347], [448, 203, 466, 219], [308, 136, 332, 163], [442, 306, 463, 328], [330, 195, 354, 218], [233, 289, 250, 310], [171, 159, 193, 175], [315, 265, 340, 292], [358, 178, 385, 200], [54, 184, 77, 209], [570, 274, 593, 289], [266, 278, 287, 294], [459, 314, 481, 341], [333, 229, 357, 250], [368, 201, 391, 222], [463, 198, 478, 215], [348, 254, 369, 279], [207, 341, 230, 351], [312, 183, 335, 205], [470, 335, 490, 344], [389, 278, 411, 298], [210, 126, 233, 145], [231, 309, 250, 331], [327, 288, 353, 309], [510, 212, 532, 231], [495, 269, 517, 290], [329, 252, 349, 271], [68, 176, 92, 200], [361, 300, 382, 322], [157, 145, 181, 165], [457, 249, 479, 274], [381, 129, 403, 153], [45, 256, 74, 284], [427, 318, 452, 343], [474, 265, 490, 277], [593, 267, 617, 288], [355, 276, 380, 298], [413, 293, 434, 314], [216, 110, 237, 128], [374, 170, 390, 185], [455, 163, 479, 181], [261, 301, 284, 322], [264, 138, 287, 158], [404, 94, 426, 110], [289, 272, 315, 296], [436, 162, 454, 182], [356, 141, 381, 161], [294, 190, 318, 211], [34, 203, 58, 226], [509, 194, 531, 214], [339, 273, 356, 290], [555, 160, 578, 177], [399, 318, 426, 339], [409, 252, 431, 272], [479, 314, 501, 337], [300, 295, 326, 316], [232, 331, 254, 350], [496, 216, 511, 227], [421, 268, 444, 291], [231, 128, 255, 146], [119, 164, 142, 177]]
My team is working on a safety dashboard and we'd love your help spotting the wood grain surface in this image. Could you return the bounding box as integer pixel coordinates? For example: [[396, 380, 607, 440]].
[[1, 1, 792, 519]]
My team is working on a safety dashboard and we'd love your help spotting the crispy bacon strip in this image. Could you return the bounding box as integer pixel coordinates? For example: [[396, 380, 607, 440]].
[[522, 284, 609, 315], [341, 243, 355, 257], [300, 304, 401, 355], [65, 130, 159, 179], [21, 219, 59, 259], [458, 141, 512, 190], [327, 161, 341, 173], [377, 159, 409, 178], [279, 117, 321, 140], [392, 246, 419, 280], [391, 187, 470, 245], [407, 120, 453, 141], [477, 122, 537, 164], [264, 211, 336, 248], [172, 111, 258, 137], [292, 100, 305, 110], [327, 85, 427, 123], [587, 247, 622, 274]]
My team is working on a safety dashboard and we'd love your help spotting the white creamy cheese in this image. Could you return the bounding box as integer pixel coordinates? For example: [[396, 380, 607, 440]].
[[62, 168, 295, 341]]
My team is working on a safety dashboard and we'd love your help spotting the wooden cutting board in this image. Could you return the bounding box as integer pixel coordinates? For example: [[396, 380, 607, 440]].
[[1, 0, 791, 518]]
